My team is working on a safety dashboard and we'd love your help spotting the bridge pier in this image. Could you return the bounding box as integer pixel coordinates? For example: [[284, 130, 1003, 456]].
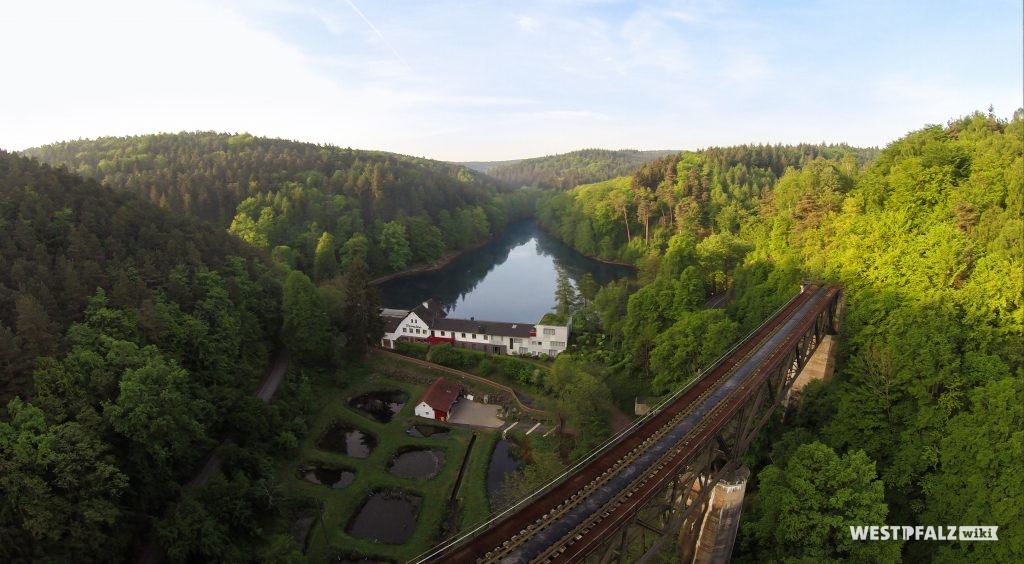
[[785, 333, 838, 408], [686, 465, 749, 564]]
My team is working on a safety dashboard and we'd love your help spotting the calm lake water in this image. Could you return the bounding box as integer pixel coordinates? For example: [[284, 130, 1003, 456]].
[[377, 220, 634, 324]]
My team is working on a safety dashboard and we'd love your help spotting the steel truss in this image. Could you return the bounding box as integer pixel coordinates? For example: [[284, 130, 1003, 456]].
[[573, 290, 842, 564]]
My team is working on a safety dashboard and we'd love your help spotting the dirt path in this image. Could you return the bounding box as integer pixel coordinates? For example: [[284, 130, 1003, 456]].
[[606, 402, 634, 434], [703, 292, 730, 309]]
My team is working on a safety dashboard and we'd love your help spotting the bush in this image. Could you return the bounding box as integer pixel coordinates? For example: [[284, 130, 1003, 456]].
[[395, 341, 429, 359], [491, 355, 547, 387], [427, 343, 485, 370], [539, 312, 567, 325]]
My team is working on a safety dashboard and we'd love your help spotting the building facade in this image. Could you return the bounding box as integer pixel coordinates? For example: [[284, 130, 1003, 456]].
[[380, 299, 570, 357]]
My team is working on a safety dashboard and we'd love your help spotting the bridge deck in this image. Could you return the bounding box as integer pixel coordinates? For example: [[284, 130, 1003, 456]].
[[425, 286, 837, 563]]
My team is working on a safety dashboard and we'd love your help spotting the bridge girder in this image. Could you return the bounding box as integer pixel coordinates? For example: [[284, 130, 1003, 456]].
[[579, 290, 842, 564]]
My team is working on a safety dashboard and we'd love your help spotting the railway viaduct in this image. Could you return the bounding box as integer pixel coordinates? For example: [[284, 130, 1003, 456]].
[[415, 284, 842, 564]]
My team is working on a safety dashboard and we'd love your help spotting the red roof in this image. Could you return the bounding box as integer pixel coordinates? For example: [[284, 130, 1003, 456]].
[[420, 377, 461, 411]]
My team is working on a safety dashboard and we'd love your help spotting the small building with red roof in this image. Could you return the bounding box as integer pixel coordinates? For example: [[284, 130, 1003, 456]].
[[414, 377, 462, 421]]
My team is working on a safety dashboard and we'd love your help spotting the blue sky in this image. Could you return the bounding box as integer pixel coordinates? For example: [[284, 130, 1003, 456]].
[[1, 0, 1020, 160]]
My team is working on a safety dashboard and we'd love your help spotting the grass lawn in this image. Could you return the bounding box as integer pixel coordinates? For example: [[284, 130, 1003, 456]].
[[282, 360, 502, 562]]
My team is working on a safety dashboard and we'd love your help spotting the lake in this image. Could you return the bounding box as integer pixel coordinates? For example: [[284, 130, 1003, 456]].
[[377, 220, 633, 324]]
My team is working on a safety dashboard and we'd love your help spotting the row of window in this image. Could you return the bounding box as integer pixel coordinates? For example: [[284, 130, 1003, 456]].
[[399, 326, 564, 348], [400, 326, 481, 339]]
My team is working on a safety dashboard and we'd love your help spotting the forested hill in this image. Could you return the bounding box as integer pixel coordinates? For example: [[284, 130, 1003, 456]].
[[536, 111, 1021, 562], [478, 148, 679, 189], [457, 158, 521, 174], [537, 143, 877, 265], [23, 133, 534, 276], [0, 151, 293, 561]]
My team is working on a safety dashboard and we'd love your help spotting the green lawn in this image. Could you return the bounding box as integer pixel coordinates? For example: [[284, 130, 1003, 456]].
[[282, 363, 502, 562]]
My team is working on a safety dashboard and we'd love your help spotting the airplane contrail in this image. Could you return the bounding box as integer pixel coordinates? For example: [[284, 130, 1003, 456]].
[[343, 0, 410, 69]]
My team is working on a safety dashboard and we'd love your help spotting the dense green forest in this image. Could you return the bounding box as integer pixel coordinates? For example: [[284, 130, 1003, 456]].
[[0, 151, 325, 561], [541, 112, 1021, 562], [2, 109, 1019, 562], [24, 133, 536, 277], [536, 143, 876, 264], [478, 148, 679, 190]]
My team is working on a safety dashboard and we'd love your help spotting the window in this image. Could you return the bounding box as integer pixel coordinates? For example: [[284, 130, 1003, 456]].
[[472, 333, 477, 339], [551, 341, 565, 348], [543, 328, 556, 335], [518, 347, 529, 354], [513, 337, 522, 343], [440, 331, 446, 336], [461, 332, 466, 338]]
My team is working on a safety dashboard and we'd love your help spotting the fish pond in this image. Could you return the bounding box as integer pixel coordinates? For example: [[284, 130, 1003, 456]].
[[387, 447, 446, 480], [316, 422, 377, 459], [347, 491, 423, 545], [348, 390, 408, 423]]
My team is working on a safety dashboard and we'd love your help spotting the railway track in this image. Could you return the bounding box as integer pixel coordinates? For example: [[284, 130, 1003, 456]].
[[419, 286, 834, 563]]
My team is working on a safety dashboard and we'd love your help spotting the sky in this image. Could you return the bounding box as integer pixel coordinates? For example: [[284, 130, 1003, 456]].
[[1, 0, 1021, 161]]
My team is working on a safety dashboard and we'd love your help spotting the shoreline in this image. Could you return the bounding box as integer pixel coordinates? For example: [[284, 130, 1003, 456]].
[[533, 223, 638, 269], [369, 234, 495, 285], [370, 219, 637, 286], [581, 254, 637, 269]]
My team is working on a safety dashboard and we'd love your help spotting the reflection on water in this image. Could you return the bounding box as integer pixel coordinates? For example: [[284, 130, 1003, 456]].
[[316, 422, 377, 458], [377, 220, 633, 323], [487, 439, 524, 509], [348, 390, 408, 423], [300, 466, 356, 489]]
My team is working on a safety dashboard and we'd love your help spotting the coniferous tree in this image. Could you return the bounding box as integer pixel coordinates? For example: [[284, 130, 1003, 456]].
[[553, 268, 579, 319], [341, 257, 382, 358]]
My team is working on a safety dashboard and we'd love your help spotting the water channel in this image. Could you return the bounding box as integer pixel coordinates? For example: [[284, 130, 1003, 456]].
[[487, 439, 524, 509], [378, 220, 634, 323]]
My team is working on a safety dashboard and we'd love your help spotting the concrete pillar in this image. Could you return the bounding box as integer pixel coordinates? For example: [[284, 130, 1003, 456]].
[[785, 334, 837, 407], [690, 466, 750, 564]]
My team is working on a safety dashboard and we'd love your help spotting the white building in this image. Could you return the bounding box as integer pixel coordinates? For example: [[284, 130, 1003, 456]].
[[379, 299, 570, 357], [380, 300, 445, 349], [414, 377, 462, 421]]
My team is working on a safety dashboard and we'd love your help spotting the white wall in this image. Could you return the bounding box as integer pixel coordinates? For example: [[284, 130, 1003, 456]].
[[414, 401, 435, 420], [518, 324, 569, 356], [395, 313, 430, 340]]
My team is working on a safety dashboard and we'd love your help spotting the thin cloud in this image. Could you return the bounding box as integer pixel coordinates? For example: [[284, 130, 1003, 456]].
[[343, 0, 410, 69], [516, 15, 540, 32]]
